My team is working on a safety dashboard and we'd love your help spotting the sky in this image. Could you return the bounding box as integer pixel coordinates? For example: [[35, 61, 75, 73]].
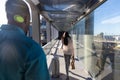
[[0, 0, 7, 25], [94, 0, 120, 35], [0, 0, 120, 35]]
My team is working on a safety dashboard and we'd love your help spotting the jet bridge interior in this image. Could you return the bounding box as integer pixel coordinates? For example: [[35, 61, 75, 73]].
[[25, 0, 120, 80]]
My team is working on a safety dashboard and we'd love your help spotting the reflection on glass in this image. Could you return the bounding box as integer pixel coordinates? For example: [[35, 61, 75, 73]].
[[70, 0, 120, 79]]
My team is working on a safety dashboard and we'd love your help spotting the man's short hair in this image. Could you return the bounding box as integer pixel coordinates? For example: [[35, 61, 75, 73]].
[[5, 0, 29, 16]]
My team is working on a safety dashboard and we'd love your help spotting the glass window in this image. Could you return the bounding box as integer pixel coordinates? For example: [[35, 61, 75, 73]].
[[71, 0, 120, 79]]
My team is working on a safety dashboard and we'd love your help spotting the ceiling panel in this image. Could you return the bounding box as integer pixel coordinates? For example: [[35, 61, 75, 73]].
[[33, 0, 107, 31]]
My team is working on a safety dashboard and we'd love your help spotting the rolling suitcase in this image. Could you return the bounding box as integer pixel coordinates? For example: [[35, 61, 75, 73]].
[[51, 56, 60, 78]]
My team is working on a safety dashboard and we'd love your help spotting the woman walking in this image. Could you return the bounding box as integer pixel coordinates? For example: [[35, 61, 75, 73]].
[[61, 32, 75, 80]]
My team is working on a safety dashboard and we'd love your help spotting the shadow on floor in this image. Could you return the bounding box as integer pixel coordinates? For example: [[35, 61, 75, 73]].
[[51, 73, 79, 80], [102, 72, 113, 80], [51, 54, 79, 61], [51, 73, 92, 80], [69, 71, 92, 80], [69, 71, 86, 79]]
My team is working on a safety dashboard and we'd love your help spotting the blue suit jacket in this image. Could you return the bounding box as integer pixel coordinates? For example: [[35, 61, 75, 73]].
[[0, 25, 50, 80]]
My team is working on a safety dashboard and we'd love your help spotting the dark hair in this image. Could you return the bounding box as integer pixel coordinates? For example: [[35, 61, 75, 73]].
[[5, 0, 29, 15], [63, 32, 71, 45]]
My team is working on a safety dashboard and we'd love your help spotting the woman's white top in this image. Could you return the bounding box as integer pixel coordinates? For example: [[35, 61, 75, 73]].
[[62, 38, 74, 55]]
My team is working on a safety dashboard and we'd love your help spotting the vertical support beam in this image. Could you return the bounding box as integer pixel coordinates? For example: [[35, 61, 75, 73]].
[[84, 12, 95, 77], [46, 21, 58, 42], [50, 23, 52, 41], [26, 0, 41, 44], [46, 22, 52, 42], [32, 11, 41, 44], [52, 26, 58, 39]]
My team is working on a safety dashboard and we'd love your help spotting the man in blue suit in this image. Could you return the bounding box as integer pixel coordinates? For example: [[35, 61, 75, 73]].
[[0, 0, 50, 80]]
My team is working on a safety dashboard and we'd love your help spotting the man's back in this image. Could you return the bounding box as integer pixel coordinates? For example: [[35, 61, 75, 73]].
[[0, 25, 50, 80]]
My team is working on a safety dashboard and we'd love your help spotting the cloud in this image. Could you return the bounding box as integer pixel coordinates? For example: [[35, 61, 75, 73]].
[[101, 16, 120, 24]]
